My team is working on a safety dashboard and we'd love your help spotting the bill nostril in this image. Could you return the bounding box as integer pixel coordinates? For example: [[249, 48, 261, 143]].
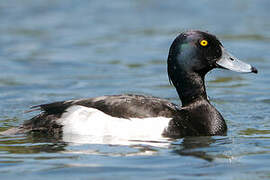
[[229, 57, 234, 61]]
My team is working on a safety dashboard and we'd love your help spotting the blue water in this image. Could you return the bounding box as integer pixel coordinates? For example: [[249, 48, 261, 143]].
[[0, 0, 270, 179]]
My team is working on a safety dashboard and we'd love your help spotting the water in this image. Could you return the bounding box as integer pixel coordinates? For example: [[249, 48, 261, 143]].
[[0, 0, 270, 179]]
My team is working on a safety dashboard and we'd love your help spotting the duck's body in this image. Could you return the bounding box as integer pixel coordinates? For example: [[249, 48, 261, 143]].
[[2, 30, 257, 140], [22, 94, 178, 137], [19, 94, 226, 139]]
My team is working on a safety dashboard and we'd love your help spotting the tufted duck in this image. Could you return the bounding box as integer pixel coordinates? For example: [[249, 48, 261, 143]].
[[1, 30, 258, 141]]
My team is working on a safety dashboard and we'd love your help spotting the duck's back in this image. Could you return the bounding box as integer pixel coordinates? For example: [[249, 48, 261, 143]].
[[19, 94, 180, 136]]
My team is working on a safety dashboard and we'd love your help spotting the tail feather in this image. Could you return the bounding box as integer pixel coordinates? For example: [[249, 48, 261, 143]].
[[28, 101, 73, 114]]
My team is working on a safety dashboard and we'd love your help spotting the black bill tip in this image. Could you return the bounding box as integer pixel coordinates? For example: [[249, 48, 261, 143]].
[[251, 66, 258, 74]]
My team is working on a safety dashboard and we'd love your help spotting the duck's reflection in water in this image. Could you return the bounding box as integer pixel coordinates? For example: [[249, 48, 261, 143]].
[[0, 130, 233, 159], [171, 136, 232, 161]]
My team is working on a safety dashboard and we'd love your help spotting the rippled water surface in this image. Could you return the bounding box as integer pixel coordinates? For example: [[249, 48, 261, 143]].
[[0, 0, 270, 179]]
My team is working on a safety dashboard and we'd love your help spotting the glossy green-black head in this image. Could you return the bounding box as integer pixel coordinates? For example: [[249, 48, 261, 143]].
[[168, 30, 258, 77]]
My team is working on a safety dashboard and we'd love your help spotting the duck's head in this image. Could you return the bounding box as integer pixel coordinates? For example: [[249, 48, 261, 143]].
[[168, 30, 258, 77], [167, 30, 258, 105]]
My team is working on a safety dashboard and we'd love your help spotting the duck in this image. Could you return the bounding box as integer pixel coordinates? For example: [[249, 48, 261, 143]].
[[1, 30, 258, 141]]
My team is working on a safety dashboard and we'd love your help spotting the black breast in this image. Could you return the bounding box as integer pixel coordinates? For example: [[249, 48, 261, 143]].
[[163, 100, 227, 137]]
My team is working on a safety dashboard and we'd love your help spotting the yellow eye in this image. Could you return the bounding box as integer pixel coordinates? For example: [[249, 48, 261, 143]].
[[200, 40, 208, 46]]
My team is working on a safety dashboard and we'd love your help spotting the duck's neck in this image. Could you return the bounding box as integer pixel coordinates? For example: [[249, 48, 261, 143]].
[[169, 68, 208, 106]]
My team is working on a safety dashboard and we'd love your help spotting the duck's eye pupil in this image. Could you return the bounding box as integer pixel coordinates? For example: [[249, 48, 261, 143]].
[[200, 40, 208, 47]]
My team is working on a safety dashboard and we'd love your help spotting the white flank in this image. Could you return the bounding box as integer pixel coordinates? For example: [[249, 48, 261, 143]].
[[59, 105, 171, 145]]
